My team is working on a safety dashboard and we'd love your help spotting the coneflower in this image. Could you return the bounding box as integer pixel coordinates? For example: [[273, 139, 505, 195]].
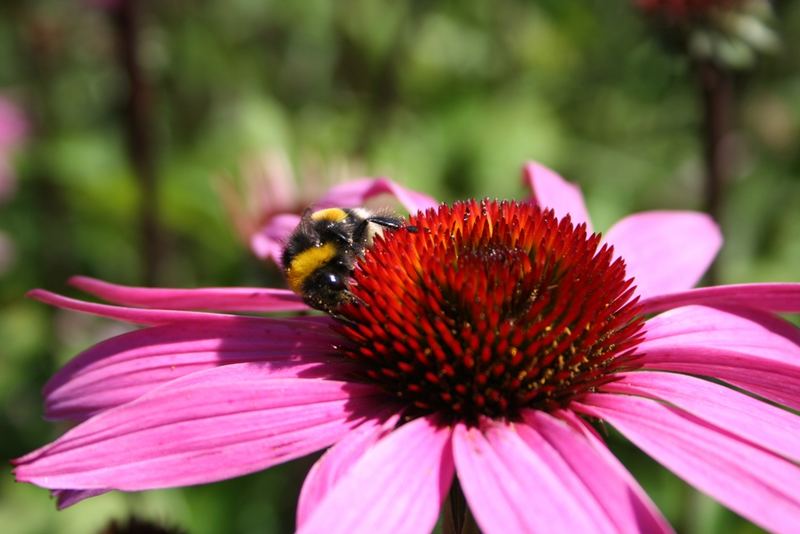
[[14, 163, 800, 533]]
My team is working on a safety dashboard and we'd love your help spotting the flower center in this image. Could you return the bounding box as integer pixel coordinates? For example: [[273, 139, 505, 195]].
[[335, 200, 644, 421]]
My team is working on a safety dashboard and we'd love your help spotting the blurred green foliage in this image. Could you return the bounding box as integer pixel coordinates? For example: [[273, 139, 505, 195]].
[[1, 0, 798, 533]]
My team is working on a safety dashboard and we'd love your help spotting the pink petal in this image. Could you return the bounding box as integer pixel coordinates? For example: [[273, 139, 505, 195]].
[[315, 177, 438, 215], [249, 179, 436, 264], [604, 211, 721, 299], [640, 283, 800, 314], [604, 372, 800, 463], [556, 408, 606, 442], [641, 305, 800, 362], [246, 151, 298, 216], [522, 162, 593, 232], [576, 393, 800, 534], [520, 410, 673, 533], [15, 364, 385, 490], [69, 276, 308, 313], [251, 213, 301, 263], [640, 347, 800, 411], [52, 489, 108, 509], [44, 320, 345, 421], [0, 96, 28, 149], [639, 305, 800, 409], [29, 289, 261, 325], [296, 412, 402, 528], [453, 420, 601, 533], [299, 416, 453, 534], [555, 408, 674, 533]]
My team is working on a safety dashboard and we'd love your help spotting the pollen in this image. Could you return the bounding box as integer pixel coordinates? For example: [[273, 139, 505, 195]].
[[335, 200, 645, 422]]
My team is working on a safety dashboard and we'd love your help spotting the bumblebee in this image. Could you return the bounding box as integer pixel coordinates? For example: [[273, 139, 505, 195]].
[[282, 207, 415, 312]]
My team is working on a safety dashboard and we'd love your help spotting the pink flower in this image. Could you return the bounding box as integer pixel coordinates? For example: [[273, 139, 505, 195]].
[[14, 163, 800, 533], [218, 150, 379, 265], [0, 95, 28, 274], [247, 165, 427, 266], [0, 95, 28, 203]]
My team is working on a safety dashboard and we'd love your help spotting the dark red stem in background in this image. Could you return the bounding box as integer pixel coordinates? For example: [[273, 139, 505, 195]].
[[112, 2, 161, 285], [697, 60, 734, 285]]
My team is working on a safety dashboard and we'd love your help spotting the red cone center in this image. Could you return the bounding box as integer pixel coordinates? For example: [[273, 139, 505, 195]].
[[336, 200, 644, 421]]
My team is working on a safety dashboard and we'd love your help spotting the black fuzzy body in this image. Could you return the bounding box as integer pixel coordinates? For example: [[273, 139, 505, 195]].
[[281, 208, 406, 312]]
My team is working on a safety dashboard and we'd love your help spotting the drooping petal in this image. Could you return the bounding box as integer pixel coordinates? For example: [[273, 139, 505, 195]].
[[453, 420, 602, 534], [315, 177, 438, 215], [44, 320, 345, 421], [641, 305, 800, 362], [52, 489, 108, 509], [603, 211, 721, 299], [576, 393, 800, 534], [640, 282, 800, 314], [555, 408, 675, 533], [28, 289, 248, 325], [603, 372, 800, 463], [296, 412, 402, 528], [299, 416, 453, 534], [46, 318, 337, 395], [251, 213, 302, 263], [640, 347, 800, 411], [522, 162, 593, 232], [15, 364, 385, 491], [638, 305, 800, 409], [69, 276, 308, 313], [520, 410, 673, 533]]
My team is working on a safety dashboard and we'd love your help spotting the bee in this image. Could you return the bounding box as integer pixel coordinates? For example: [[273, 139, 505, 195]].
[[282, 207, 416, 312]]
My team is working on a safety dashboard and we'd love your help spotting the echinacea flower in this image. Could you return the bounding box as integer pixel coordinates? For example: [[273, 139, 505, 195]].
[[218, 149, 400, 266], [14, 163, 800, 533]]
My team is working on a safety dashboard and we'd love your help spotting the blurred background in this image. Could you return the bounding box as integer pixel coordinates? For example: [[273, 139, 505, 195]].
[[1, 1, 798, 532]]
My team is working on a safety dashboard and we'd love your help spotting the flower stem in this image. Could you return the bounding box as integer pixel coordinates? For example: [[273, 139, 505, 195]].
[[696, 60, 734, 285], [112, 1, 161, 285], [442, 478, 480, 534]]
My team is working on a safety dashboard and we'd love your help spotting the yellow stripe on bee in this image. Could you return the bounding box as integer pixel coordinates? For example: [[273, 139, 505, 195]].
[[311, 208, 348, 222], [287, 242, 338, 293]]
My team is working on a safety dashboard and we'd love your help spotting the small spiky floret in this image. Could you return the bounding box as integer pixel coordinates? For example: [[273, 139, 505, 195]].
[[336, 200, 645, 422]]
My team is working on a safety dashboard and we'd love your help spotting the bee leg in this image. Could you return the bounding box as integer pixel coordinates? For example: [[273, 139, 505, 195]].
[[367, 216, 417, 233], [366, 216, 405, 230], [353, 216, 406, 246]]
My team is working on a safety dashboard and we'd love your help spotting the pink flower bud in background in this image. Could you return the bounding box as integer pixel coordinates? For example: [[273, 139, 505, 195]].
[[0, 95, 28, 275], [0, 95, 29, 203], [218, 150, 402, 266]]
